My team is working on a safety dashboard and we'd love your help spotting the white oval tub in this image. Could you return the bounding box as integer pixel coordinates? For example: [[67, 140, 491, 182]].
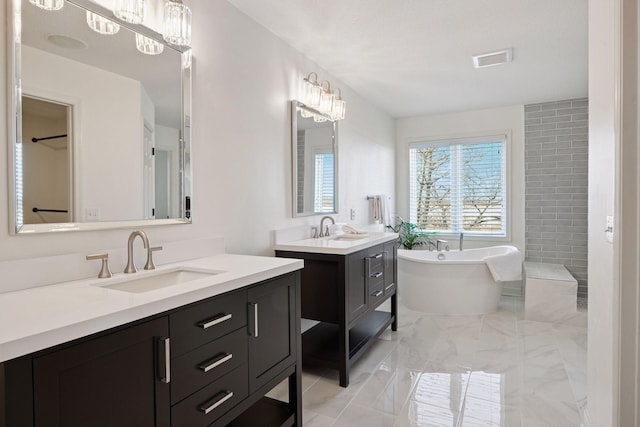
[[398, 245, 521, 315]]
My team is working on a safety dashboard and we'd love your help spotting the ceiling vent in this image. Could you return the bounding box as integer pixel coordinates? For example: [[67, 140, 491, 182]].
[[472, 48, 513, 68]]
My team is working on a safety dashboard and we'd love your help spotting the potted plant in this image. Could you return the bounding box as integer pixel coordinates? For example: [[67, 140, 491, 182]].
[[386, 217, 434, 250]]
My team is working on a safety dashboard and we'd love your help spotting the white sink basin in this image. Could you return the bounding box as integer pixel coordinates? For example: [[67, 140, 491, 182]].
[[97, 267, 224, 293], [331, 234, 369, 241]]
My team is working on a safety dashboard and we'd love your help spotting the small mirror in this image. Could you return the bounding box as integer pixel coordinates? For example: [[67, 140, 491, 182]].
[[8, 0, 192, 234], [291, 100, 338, 217]]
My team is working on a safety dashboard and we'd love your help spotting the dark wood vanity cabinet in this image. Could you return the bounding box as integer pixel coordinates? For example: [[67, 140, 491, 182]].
[[276, 240, 398, 387], [0, 272, 302, 427], [33, 317, 170, 427]]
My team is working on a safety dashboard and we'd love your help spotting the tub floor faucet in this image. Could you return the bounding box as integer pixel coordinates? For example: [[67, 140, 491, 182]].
[[459, 233, 464, 251]]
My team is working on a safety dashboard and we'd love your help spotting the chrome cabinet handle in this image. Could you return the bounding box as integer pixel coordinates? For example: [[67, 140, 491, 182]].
[[199, 390, 234, 414], [370, 253, 383, 259], [158, 337, 171, 384], [370, 272, 383, 278], [198, 313, 232, 329], [385, 283, 395, 291], [199, 353, 233, 373], [248, 303, 259, 337], [371, 290, 383, 297]]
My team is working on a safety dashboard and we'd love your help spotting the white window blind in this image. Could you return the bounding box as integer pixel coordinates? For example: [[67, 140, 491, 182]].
[[314, 152, 334, 212], [409, 136, 507, 236]]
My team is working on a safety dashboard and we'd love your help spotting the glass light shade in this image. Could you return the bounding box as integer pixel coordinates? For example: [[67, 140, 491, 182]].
[[313, 114, 327, 123], [303, 79, 322, 108], [136, 34, 164, 55], [163, 1, 192, 46], [300, 108, 313, 119], [86, 11, 120, 35], [182, 49, 192, 69], [114, 0, 145, 24], [319, 91, 335, 115], [332, 99, 346, 120], [29, 0, 64, 11]]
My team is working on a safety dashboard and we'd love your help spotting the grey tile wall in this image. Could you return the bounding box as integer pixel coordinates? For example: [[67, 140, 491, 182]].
[[524, 98, 588, 298]]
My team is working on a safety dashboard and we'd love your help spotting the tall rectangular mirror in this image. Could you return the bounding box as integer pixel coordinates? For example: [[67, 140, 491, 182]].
[[291, 100, 338, 217], [7, 0, 192, 234]]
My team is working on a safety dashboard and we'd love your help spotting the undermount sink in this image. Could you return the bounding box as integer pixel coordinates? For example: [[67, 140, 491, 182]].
[[331, 234, 369, 241], [96, 267, 224, 293]]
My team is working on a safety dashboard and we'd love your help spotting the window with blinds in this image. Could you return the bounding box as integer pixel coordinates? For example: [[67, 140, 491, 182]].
[[409, 135, 507, 236], [314, 152, 335, 212]]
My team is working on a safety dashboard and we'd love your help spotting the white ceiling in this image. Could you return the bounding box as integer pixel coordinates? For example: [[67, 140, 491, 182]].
[[227, 0, 588, 118]]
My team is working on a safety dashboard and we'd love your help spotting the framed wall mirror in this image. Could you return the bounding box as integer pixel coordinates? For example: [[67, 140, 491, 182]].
[[291, 100, 338, 217], [7, 0, 192, 234]]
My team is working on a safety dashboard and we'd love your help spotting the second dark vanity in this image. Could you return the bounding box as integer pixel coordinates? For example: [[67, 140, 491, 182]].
[[276, 233, 398, 387]]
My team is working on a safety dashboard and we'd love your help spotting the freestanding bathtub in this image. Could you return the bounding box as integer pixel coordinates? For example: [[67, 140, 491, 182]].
[[398, 245, 521, 315]]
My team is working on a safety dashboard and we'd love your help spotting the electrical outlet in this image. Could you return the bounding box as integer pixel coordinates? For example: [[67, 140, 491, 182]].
[[86, 208, 100, 221], [350, 208, 356, 220], [606, 215, 614, 243]]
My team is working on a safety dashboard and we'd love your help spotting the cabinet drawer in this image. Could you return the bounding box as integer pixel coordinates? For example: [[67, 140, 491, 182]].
[[170, 290, 247, 358], [368, 276, 385, 307], [171, 365, 248, 426], [171, 328, 248, 405]]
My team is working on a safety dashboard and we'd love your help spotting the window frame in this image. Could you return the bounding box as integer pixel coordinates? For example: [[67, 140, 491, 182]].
[[407, 132, 512, 242]]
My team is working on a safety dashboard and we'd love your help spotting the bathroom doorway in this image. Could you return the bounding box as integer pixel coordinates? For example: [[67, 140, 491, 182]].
[[20, 95, 72, 224]]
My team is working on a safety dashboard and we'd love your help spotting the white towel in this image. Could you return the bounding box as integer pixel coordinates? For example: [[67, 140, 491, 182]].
[[483, 248, 523, 282], [380, 195, 392, 227]]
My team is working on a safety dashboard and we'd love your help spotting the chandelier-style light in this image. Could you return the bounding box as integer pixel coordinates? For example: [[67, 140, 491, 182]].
[[29, 0, 64, 11], [331, 88, 346, 120], [300, 72, 346, 121], [163, 0, 192, 46], [86, 11, 120, 35], [136, 33, 164, 55], [302, 73, 322, 109], [114, 0, 145, 25]]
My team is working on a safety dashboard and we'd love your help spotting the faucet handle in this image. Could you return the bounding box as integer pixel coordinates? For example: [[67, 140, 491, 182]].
[[144, 246, 163, 271], [86, 253, 112, 279]]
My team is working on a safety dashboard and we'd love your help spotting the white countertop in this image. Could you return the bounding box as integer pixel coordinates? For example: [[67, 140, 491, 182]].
[[0, 254, 303, 363], [274, 232, 398, 255]]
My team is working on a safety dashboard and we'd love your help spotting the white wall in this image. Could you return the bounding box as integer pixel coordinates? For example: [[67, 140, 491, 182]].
[[395, 105, 525, 252], [0, 1, 395, 270], [587, 0, 618, 424], [22, 45, 144, 221]]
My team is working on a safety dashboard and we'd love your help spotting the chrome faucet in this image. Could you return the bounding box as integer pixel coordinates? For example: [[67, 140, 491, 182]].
[[436, 239, 448, 251], [124, 230, 162, 273], [318, 216, 335, 237]]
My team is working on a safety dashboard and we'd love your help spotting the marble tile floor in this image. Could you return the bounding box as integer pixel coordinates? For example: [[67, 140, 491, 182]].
[[268, 296, 588, 427]]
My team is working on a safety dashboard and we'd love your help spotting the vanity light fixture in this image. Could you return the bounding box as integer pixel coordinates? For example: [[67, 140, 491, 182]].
[[163, 0, 192, 47], [114, 0, 145, 25], [319, 81, 335, 116], [86, 11, 120, 35], [330, 88, 346, 120], [29, 0, 64, 11], [302, 72, 323, 109], [136, 33, 164, 55], [300, 72, 347, 121]]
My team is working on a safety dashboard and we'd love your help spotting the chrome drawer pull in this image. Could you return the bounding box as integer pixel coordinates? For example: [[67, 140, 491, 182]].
[[198, 313, 232, 329], [370, 253, 383, 259], [199, 353, 233, 373], [157, 337, 171, 384], [385, 283, 395, 291], [372, 290, 383, 297], [370, 272, 383, 278], [200, 390, 234, 414]]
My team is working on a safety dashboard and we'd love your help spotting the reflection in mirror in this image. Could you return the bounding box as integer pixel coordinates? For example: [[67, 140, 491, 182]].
[[9, 0, 192, 233], [291, 100, 338, 217]]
